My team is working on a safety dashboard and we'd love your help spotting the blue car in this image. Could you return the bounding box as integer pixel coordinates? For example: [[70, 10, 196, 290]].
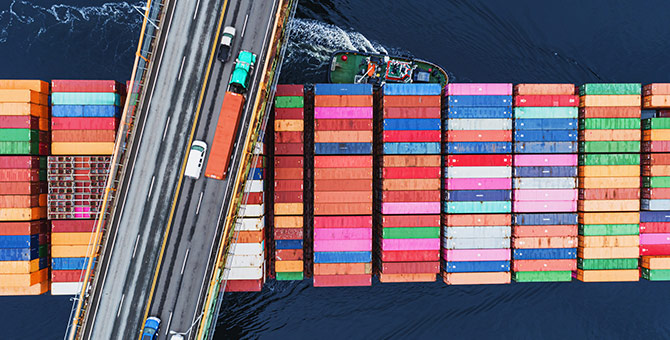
[[142, 317, 161, 340]]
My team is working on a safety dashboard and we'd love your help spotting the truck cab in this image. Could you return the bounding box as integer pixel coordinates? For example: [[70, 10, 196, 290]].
[[228, 50, 257, 94]]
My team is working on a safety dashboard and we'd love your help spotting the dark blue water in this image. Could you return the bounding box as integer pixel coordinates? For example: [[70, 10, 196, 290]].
[[2, 0, 670, 338]]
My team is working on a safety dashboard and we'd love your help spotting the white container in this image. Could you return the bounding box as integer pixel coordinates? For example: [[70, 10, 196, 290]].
[[228, 241, 264, 255], [443, 237, 511, 249], [235, 216, 265, 231], [228, 253, 265, 268], [50, 282, 83, 295], [444, 226, 511, 238], [446, 166, 511, 178], [240, 204, 264, 217], [447, 118, 512, 130], [513, 177, 576, 189]]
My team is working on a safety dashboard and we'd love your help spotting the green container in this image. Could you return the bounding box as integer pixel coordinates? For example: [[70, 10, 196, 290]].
[[275, 271, 303, 281], [0, 141, 41, 155], [641, 268, 670, 281], [643, 177, 670, 188], [579, 118, 640, 130], [579, 83, 641, 96], [512, 271, 572, 282], [578, 153, 640, 166], [38, 245, 48, 258], [578, 258, 638, 270], [0, 129, 39, 142], [39, 156, 47, 169], [513, 107, 578, 119], [51, 92, 121, 106], [579, 224, 639, 236], [642, 118, 670, 130], [579, 141, 640, 153], [275, 96, 304, 108], [382, 227, 440, 239]]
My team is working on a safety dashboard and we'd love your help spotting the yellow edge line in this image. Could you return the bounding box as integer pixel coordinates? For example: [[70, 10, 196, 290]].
[[137, 0, 230, 338]]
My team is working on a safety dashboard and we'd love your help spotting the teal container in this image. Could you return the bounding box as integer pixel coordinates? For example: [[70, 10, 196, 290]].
[[275, 96, 304, 108], [51, 92, 121, 106], [444, 201, 511, 214], [579, 83, 641, 95], [513, 107, 578, 119], [0, 141, 41, 155], [579, 141, 640, 153], [512, 271, 572, 282], [0, 129, 39, 142], [642, 268, 670, 281], [642, 118, 670, 130], [578, 153, 640, 166], [579, 118, 640, 130], [579, 224, 639, 236], [382, 227, 440, 239], [578, 258, 638, 270]]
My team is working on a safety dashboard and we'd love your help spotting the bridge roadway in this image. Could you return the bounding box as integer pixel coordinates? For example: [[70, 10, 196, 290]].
[[79, 0, 278, 339]]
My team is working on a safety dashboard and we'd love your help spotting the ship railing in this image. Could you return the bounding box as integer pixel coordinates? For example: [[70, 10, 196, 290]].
[[64, 0, 167, 339]]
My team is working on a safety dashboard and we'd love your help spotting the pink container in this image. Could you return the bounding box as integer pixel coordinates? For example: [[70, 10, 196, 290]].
[[313, 228, 372, 240], [314, 106, 373, 119], [314, 216, 373, 228], [442, 249, 511, 261], [381, 202, 440, 215], [381, 238, 440, 251], [513, 189, 578, 201], [446, 178, 512, 190], [447, 83, 513, 95], [513, 200, 577, 212], [639, 233, 670, 245], [513, 154, 577, 166], [74, 207, 91, 219], [314, 239, 371, 252]]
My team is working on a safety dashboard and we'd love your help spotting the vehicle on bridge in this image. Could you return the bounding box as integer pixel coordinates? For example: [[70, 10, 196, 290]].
[[229, 50, 257, 93], [185, 140, 207, 179], [141, 316, 161, 340], [204, 91, 245, 180], [217, 26, 236, 63]]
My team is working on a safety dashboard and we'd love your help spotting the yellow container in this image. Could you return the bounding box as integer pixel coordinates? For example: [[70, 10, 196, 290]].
[[274, 215, 302, 229], [0, 79, 49, 93], [314, 131, 373, 143], [0, 281, 49, 296], [274, 119, 304, 131], [0, 259, 42, 274], [0, 89, 48, 105], [643, 165, 670, 176], [577, 246, 639, 259], [578, 177, 639, 189], [643, 95, 670, 108], [579, 212, 639, 225], [382, 178, 440, 191], [0, 103, 48, 118], [643, 130, 670, 141], [581, 129, 640, 141], [578, 235, 639, 248], [641, 256, 670, 270], [579, 165, 639, 177], [580, 95, 641, 107], [273, 203, 303, 215], [51, 142, 115, 155], [51, 245, 90, 258], [51, 232, 94, 246], [0, 268, 48, 287], [576, 269, 639, 282], [275, 260, 303, 272], [578, 200, 640, 212], [0, 207, 46, 221]]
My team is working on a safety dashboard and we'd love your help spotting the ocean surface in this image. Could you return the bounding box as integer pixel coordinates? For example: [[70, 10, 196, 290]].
[[1, 0, 670, 339]]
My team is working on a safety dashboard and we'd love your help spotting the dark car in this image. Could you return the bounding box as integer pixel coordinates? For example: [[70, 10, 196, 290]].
[[217, 26, 236, 62]]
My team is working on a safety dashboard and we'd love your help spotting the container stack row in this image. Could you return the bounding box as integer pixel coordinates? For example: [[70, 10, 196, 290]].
[[640, 83, 670, 281], [511, 84, 578, 282], [0, 79, 50, 295], [50, 219, 95, 294], [577, 83, 641, 282], [374, 83, 442, 283], [272, 85, 305, 281], [313, 84, 373, 287], [443, 83, 513, 285]]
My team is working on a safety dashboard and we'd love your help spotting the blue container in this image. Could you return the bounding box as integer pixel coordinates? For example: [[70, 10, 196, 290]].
[[383, 83, 442, 96], [448, 95, 512, 107], [275, 239, 303, 249], [446, 106, 512, 118], [515, 118, 578, 130], [641, 110, 658, 120], [514, 142, 578, 153], [0, 247, 39, 261], [314, 83, 372, 96], [51, 105, 121, 118], [314, 251, 372, 263], [52, 257, 93, 271], [513, 166, 577, 178], [512, 248, 577, 260], [315, 142, 372, 155], [444, 201, 511, 214], [446, 142, 512, 154], [0, 234, 40, 248], [248, 168, 264, 180], [447, 190, 511, 201], [514, 130, 578, 142], [443, 260, 510, 272], [383, 142, 440, 154], [513, 213, 578, 225], [640, 211, 670, 223], [383, 118, 441, 130]]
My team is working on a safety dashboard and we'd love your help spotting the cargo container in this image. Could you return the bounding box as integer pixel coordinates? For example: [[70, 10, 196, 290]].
[[205, 92, 245, 180]]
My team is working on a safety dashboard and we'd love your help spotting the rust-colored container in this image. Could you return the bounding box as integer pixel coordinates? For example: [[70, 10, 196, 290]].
[[274, 180, 303, 192], [514, 83, 575, 95], [314, 179, 372, 191], [275, 260, 303, 272], [379, 273, 437, 283], [447, 130, 512, 142], [442, 272, 511, 285], [236, 230, 264, 243], [512, 259, 576, 271], [580, 188, 640, 200], [0, 195, 41, 208], [382, 155, 441, 167], [383, 107, 441, 119], [0, 79, 49, 93], [314, 168, 372, 180], [578, 177, 639, 189], [275, 156, 302, 168], [379, 261, 439, 274], [274, 215, 303, 229], [0, 182, 45, 195], [512, 225, 578, 237], [579, 165, 640, 177], [315, 130, 373, 143], [314, 119, 372, 131], [274, 119, 304, 132], [274, 203, 303, 215], [446, 214, 511, 226], [314, 263, 371, 275], [576, 269, 638, 282], [381, 190, 441, 202], [580, 95, 640, 107], [274, 131, 303, 143], [382, 178, 440, 191], [642, 153, 670, 165], [274, 143, 304, 155], [314, 155, 372, 168], [274, 191, 303, 203], [0, 103, 47, 118], [383, 95, 441, 107], [579, 129, 641, 141], [275, 108, 304, 120], [315, 95, 373, 107], [577, 246, 639, 259], [314, 191, 373, 203], [275, 249, 303, 261], [314, 202, 372, 215], [578, 235, 639, 248], [51, 130, 116, 142], [579, 107, 641, 118], [274, 168, 303, 180], [274, 228, 302, 240], [579, 212, 639, 225], [642, 188, 670, 199], [513, 236, 577, 249], [0, 220, 47, 235]]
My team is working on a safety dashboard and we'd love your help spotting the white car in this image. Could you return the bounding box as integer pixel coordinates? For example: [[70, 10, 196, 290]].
[[217, 26, 236, 62], [185, 140, 207, 179]]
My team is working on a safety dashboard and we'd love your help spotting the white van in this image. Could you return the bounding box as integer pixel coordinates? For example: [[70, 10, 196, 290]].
[[185, 140, 207, 179]]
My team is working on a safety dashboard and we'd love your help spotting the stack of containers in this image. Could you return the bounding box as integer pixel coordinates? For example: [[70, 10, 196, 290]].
[[272, 85, 305, 281], [313, 84, 373, 287], [0, 80, 49, 295], [225, 141, 267, 292], [50, 80, 123, 155], [50, 219, 96, 294], [577, 83, 641, 282], [640, 83, 670, 281], [443, 83, 513, 285], [47, 156, 110, 220], [511, 84, 578, 282], [375, 83, 441, 283]]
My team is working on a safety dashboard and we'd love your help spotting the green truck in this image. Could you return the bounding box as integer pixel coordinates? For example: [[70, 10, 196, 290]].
[[229, 50, 257, 94]]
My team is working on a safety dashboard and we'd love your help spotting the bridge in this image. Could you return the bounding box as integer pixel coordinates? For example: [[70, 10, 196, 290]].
[[64, 0, 297, 339]]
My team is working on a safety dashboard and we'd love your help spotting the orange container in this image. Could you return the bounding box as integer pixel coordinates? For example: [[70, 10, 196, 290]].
[[314, 179, 372, 191], [314, 263, 371, 275], [578, 165, 639, 177], [51, 232, 93, 245], [579, 107, 641, 118], [0, 103, 48, 118], [512, 236, 577, 249], [314, 95, 372, 107], [579, 212, 639, 225], [578, 235, 639, 248], [236, 230, 264, 243], [447, 130, 512, 142], [580, 95, 641, 107], [274, 119, 304, 132], [512, 259, 576, 272], [51, 245, 89, 257], [643, 130, 670, 141], [577, 246, 639, 259], [38, 118, 48, 131], [0, 89, 48, 105], [382, 178, 440, 191], [314, 191, 373, 203], [0, 207, 46, 221], [314, 130, 373, 143], [643, 95, 670, 108], [0, 80, 49, 93], [578, 177, 639, 189], [446, 214, 511, 226], [379, 273, 436, 283], [0, 259, 42, 274], [275, 260, 303, 272], [314, 203, 372, 215], [384, 95, 441, 107], [576, 269, 639, 282], [0, 281, 49, 295], [382, 155, 441, 167], [314, 168, 372, 180], [274, 216, 303, 229], [274, 168, 303, 180], [314, 155, 372, 168], [0, 268, 47, 287], [641, 256, 670, 269], [514, 84, 575, 95], [579, 129, 641, 141], [643, 83, 670, 95], [578, 200, 639, 212], [512, 225, 577, 237], [51, 130, 116, 143], [442, 272, 511, 285], [51, 142, 115, 155], [0, 195, 40, 208], [274, 203, 303, 215]]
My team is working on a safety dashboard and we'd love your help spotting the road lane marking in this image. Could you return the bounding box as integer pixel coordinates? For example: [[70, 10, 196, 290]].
[[193, 0, 201, 19], [181, 248, 190, 275], [132, 234, 141, 259], [148, 175, 156, 197], [165, 311, 173, 336], [178, 56, 186, 80], [162, 116, 171, 141], [241, 14, 249, 38], [117, 294, 125, 318], [196, 191, 204, 214]]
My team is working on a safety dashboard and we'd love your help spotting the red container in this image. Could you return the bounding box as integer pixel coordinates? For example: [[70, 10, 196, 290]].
[[224, 279, 263, 292], [382, 167, 440, 179], [314, 155, 372, 168], [275, 248, 303, 261], [274, 131, 303, 143], [381, 215, 440, 228], [446, 154, 512, 166], [640, 223, 670, 234], [274, 168, 303, 180], [274, 191, 303, 203], [0, 156, 42, 169], [381, 190, 441, 202], [512, 225, 578, 237], [51, 130, 116, 142], [579, 188, 640, 200], [274, 180, 303, 192], [245, 192, 264, 205], [274, 228, 303, 240], [313, 274, 371, 287], [379, 261, 440, 274], [51, 117, 118, 130], [512, 259, 576, 271], [579, 107, 641, 119], [383, 107, 441, 119], [0, 116, 40, 129], [0, 182, 46, 195], [275, 108, 304, 120], [51, 80, 125, 94], [377, 250, 440, 262], [275, 84, 304, 96], [314, 215, 372, 228], [274, 143, 304, 155], [514, 95, 578, 107], [275, 156, 303, 168], [382, 130, 441, 142], [642, 153, 670, 165], [640, 244, 670, 256], [642, 188, 670, 199], [0, 221, 47, 235], [314, 119, 372, 131], [314, 179, 372, 191], [447, 130, 512, 142], [51, 270, 84, 283], [445, 214, 512, 227], [0, 169, 41, 182], [51, 219, 97, 233]]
